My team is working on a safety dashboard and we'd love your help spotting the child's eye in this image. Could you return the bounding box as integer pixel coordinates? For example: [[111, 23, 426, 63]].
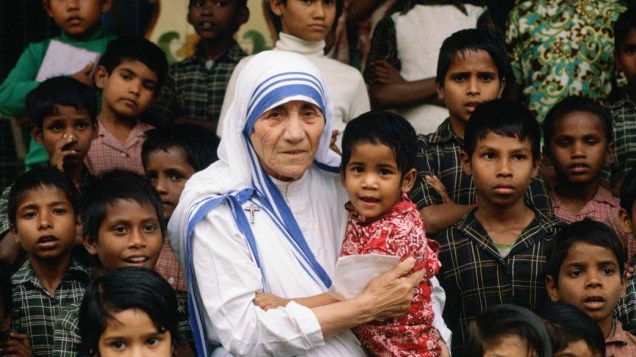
[[170, 174, 184, 181], [145, 337, 160, 346], [512, 154, 527, 161], [379, 169, 393, 176], [48, 124, 64, 132], [601, 267, 615, 276], [482, 152, 495, 159], [478, 73, 495, 81], [22, 211, 36, 219], [75, 121, 90, 130], [451, 73, 468, 82], [143, 224, 158, 232], [555, 139, 571, 148], [583, 138, 598, 145], [120, 72, 132, 80], [568, 270, 582, 278], [110, 340, 126, 350], [214, 1, 230, 7], [143, 81, 157, 92], [113, 225, 128, 234], [349, 166, 363, 173], [52, 208, 67, 215]]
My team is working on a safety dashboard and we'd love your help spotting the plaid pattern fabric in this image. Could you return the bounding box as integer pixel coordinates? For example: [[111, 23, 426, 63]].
[[155, 238, 187, 291], [145, 42, 246, 130], [550, 187, 635, 259], [0, 185, 11, 238], [606, 320, 636, 357], [52, 302, 82, 357], [411, 119, 553, 215], [363, 17, 398, 83], [85, 121, 153, 175], [436, 208, 559, 355], [616, 267, 636, 336], [606, 97, 636, 182], [11, 259, 90, 357]]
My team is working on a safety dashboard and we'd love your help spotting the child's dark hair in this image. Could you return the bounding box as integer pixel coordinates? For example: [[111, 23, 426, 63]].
[[78, 267, 179, 355], [189, 0, 248, 9], [80, 170, 165, 244], [620, 169, 636, 214], [463, 99, 541, 160], [614, 7, 636, 53], [268, 0, 344, 35], [26, 76, 97, 130], [436, 28, 507, 86], [8, 166, 79, 227], [340, 111, 417, 177], [97, 37, 168, 90], [543, 96, 613, 154], [142, 123, 220, 172], [466, 304, 551, 357], [541, 302, 606, 357], [547, 219, 626, 285]]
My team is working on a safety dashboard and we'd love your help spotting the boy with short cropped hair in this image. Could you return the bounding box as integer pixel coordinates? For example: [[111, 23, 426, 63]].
[[411, 28, 552, 235], [546, 219, 636, 356], [0, 77, 98, 271], [0, 0, 115, 171], [7, 167, 91, 357], [615, 168, 636, 335], [543, 95, 630, 257], [146, 0, 249, 130], [142, 123, 219, 293], [51, 169, 169, 356], [86, 37, 168, 175], [607, 8, 636, 194], [436, 99, 559, 355]]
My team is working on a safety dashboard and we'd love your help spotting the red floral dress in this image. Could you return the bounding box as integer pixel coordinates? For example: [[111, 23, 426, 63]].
[[340, 196, 441, 356]]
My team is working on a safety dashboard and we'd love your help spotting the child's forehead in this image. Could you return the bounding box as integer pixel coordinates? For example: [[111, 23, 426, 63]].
[[447, 49, 499, 72], [105, 198, 155, 214], [44, 104, 92, 121], [17, 185, 70, 207], [475, 132, 533, 150], [561, 241, 620, 266], [112, 60, 159, 81]]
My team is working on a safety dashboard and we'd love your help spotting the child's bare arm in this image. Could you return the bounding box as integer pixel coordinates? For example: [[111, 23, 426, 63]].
[[254, 292, 340, 311], [420, 203, 475, 235]]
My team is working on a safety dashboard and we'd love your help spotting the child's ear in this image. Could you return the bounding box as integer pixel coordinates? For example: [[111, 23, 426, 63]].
[[339, 166, 346, 187], [401, 168, 417, 193], [270, 0, 284, 17], [545, 275, 561, 303], [236, 6, 250, 26], [435, 81, 445, 102], [460, 150, 472, 176], [531, 157, 540, 179], [497, 76, 507, 98], [42, 0, 53, 17], [605, 140, 615, 165], [83, 235, 98, 256], [31, 123, 44, 144], [91, 121, 99, 140], [10, 225, 19, 244], [618, 208, 633, 236], [100, 0, 113, 14], [93, 66, 109, 90]]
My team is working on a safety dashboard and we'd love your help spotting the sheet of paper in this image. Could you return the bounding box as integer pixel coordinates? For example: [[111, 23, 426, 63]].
[[328, 254, 400, 300], [36, 40, 100, 81]]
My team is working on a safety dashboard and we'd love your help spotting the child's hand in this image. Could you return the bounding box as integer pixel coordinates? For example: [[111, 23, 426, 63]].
[[425, 175, 452, 204], [0, 332, 33, 356], [72, 62, 95, 87], [368, 60, 404, 85], [49, 133, 79, 171], [254, 292, 290, 311], [438, 338, 450, 357]]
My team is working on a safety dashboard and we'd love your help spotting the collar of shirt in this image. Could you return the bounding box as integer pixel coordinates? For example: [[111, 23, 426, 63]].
[[12, 258, 90, 292], [550, 186, 619, 211], [192, 40, 246, 66], [606, 320, 636, 347], [428, 119, 463, 146]]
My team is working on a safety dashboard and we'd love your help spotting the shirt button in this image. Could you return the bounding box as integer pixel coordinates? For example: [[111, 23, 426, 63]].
[[121, 152, 127, 157], [168, 277, 175, 284]]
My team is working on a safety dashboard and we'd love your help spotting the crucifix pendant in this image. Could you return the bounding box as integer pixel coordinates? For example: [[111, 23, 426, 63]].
[[244, 203, 260, 224]]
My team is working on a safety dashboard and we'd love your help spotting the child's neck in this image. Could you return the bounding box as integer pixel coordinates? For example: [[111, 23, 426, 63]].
[[98, 109, 137, 144], [475, 198, 535, 245], [30, 252, 72, 296], [599, 316, 615, 339], [554, 178, 599, 214], [197, 37, 233, 61]]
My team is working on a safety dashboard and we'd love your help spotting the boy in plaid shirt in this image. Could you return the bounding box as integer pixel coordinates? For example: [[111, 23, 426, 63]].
[[436, 99, 559, 356], [6, 167, 90, 357]]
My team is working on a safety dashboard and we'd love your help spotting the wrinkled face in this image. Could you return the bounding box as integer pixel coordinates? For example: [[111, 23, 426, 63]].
[[270, 0, 336, 42], [188, 0, 247, 42], [341, 142, 415, 219], [34, 105, 97, 167], [437, 50, 504, 137], [98, 309, 172, 357], [95, 60, 159, 119], [250, 100, 324, 181], [547, 111, 612, 186], [462, 133, 538, 210], [43, 0, 111, 36], [85, 199, 163, 271], [617, 28, 636, 89], [483, 335, 537, 357], [547, 242, 626, 334], [11, 186, 79, 262], [144, 147, 196, 221]]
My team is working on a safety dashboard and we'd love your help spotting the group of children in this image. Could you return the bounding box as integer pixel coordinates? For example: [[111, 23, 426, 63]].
[[1, 0, 636, 356]]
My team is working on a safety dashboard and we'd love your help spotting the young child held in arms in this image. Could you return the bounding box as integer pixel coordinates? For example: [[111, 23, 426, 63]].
[[0, 0, 115, 170], [255, 111, 446, 356], [546, 219, 636, 356], [142, 124, 219, 294], [7, 167, 91, 356], [78, 267, 179, 357], [411, 28, 551, 235], [543, 95, 630, 258], [146, 0, 249, 131], [0, 76, 98, 271], [541, 302, 606, 357], [436, 99, 559, 355], [86, 37, 168, 175], [616, 168, 636, 335], [466, 304, 551, 357], [51, 170, 168, 356]]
